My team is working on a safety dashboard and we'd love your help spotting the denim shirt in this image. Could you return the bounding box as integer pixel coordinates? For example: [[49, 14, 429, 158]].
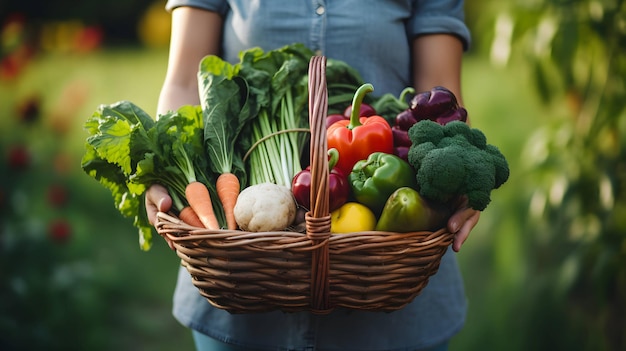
[[165, 1, 471, 350]]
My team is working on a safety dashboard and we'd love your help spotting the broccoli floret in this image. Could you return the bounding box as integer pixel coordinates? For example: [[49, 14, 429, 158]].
[[462, 149, 496, 210], [470, 128, 487, 149], [443, 120, 489, 149], [416, 145, 467, 203], [408, 120, 444, 145], [438, 135, 471, 149], [443, 120, 472, 139], [484, 144, 510, 189], [407, 141, 436, 171], [407, 119, 510, 211]]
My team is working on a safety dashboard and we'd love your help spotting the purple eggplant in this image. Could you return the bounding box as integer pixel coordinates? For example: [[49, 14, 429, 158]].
[[435, 107, 468, 125], [326, 113, 348, 128], [392, 126, 412, 147], [409, 86, 459, 121], [343, 102, 377, 119], [395, 109, 417, 131], [394, 146, 410, 161]]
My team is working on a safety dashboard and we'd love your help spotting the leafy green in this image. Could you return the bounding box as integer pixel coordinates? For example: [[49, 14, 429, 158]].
[[236, 45, 312, 186], [198, 59, 253, 184], [371, 87, 414, 124], [81, 101, 157, 250], [82, 101, 223, 250]]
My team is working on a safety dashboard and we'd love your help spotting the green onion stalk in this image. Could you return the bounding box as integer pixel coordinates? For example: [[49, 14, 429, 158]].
[[247, 89, 308, 187]]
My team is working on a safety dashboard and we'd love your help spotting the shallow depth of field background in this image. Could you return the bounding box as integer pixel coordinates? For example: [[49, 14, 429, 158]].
[[1, 1, 624, 350]]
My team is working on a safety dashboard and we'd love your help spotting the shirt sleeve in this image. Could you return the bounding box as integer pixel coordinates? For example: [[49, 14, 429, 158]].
[[165, 0, 229, 16], [408, 0, 471, 50]]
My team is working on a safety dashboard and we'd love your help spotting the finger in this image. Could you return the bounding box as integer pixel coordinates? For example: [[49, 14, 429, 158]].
[[447, 205, 476, 233], [166, 238, 175, 251], [451, 210, 480, 252], [145, 184, 172, 226], [159, 232, 176, 251]]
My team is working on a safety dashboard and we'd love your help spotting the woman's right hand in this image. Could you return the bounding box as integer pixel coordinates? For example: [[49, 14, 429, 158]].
[[145, 184, 174, 249]]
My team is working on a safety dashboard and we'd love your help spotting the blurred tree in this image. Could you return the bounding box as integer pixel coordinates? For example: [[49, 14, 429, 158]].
[[492, 0, 626, 350], [0, 0, 159, 45]]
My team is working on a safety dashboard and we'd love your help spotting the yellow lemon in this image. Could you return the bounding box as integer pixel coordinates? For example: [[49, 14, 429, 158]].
[[330, 202, 376, 233]]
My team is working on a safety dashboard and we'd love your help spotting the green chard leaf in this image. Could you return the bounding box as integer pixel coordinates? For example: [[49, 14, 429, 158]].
[[198, 57, 254, 183], [84, 101, 155, 175]]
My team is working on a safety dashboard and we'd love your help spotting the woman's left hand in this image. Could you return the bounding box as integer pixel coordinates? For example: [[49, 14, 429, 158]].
[[447, 196, 480, 252]]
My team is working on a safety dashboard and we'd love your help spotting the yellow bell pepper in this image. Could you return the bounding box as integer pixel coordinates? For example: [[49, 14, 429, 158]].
[[330, 202, 376, 233]]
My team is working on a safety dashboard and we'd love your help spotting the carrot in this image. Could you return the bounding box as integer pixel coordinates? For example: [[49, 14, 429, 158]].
[[178, 206, 205, 228], [216, 172, 241, 230], [169, 190, 205, 228], [185, 181, 220, 230]]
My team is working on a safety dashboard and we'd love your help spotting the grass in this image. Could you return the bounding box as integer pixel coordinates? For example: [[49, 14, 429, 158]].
[[1, 47, 549, 351]]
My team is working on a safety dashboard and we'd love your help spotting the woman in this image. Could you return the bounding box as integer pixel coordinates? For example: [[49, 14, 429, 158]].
[[146, 1, 480, 350]]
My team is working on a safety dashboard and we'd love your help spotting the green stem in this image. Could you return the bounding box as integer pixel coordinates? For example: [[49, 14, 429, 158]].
[[281, 89, 303, 183], [348, 83, 374, 129], [169, 190, 185, 212], [328, 148, 339, 170], [245, 87, 308, 187], [173, 144, 197, 184], [252, 121, 274, 184], [165, 175, 187, 202], [398, 87, 416, 103]]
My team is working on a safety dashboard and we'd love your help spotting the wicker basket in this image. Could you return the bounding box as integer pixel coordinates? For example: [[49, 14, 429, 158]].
[[156, 56, 454, 314]]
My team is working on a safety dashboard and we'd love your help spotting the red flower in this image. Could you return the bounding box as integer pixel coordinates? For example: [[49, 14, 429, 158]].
[[74, 26, 103, 53], [0, 55, 21, 80], [47, 184, 68, 208], [48, 219, 72, 244], [7, 144, 30, 170]]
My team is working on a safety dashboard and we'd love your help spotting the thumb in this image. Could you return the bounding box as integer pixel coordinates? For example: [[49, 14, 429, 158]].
[[147, 184, 172, 211], [157, 193, 173, 213], [145, 184, 172, 225]]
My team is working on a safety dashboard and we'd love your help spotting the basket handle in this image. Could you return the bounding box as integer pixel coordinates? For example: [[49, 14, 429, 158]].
[[306, 55, 332, 312], [307, 55, 330, 219]]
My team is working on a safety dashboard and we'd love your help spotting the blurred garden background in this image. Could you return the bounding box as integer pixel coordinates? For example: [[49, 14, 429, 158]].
[[1, 0, 624, 350]]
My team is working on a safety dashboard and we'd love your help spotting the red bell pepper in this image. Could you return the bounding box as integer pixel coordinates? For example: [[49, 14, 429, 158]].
[[327, 83, 394, 174]]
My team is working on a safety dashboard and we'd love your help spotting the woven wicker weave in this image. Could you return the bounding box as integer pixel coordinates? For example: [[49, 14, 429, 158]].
[[156, 56, 454, 314]]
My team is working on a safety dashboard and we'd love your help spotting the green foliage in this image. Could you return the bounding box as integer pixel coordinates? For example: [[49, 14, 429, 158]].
[[1, 100, 116, 350], [491, 0, 626, 349], [0, 49, 195, 350]]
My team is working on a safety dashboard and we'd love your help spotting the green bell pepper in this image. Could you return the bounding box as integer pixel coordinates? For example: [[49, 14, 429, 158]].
[[348, 152, 418, 215], [375, 187, 449, 232]]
